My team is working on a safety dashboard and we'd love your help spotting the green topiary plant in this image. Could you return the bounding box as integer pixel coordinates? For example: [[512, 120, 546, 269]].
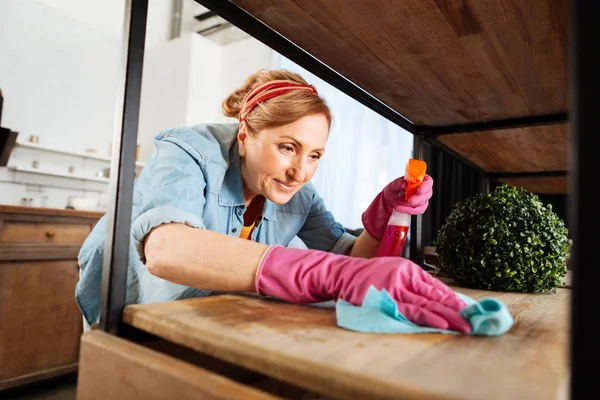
[[433, 185, 571, 293]]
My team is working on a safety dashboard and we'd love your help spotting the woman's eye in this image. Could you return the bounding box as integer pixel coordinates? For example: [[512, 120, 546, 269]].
[[280, 145, 294, 153], [310, 154, 322, 161]]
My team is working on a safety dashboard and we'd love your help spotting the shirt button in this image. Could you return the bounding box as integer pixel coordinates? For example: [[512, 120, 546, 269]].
[[231, 227, 237, 233]]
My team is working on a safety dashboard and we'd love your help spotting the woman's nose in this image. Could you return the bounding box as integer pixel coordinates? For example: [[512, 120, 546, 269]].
[[289, 158, 307, 182]]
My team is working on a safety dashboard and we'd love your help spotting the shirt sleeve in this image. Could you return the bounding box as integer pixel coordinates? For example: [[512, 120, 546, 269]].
[[131, 139, 208, 261], [296, 185, 357, 254]]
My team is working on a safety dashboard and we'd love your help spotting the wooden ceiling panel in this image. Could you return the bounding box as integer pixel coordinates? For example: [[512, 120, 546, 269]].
[[499, 176, 568, 194], [233, 0, 568, 126], [436, 124, 568, 173]]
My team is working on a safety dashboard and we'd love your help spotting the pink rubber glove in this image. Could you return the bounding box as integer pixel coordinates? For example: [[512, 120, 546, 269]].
[[362, 175, 433, 240], [256, 245, 471, 333]]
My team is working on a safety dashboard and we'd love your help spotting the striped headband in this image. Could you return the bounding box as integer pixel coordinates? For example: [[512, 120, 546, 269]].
[[239, 80, 318, 123]]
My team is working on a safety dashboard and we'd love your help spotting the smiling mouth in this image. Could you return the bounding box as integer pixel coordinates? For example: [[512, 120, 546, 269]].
[[275, 179, 299, 190]]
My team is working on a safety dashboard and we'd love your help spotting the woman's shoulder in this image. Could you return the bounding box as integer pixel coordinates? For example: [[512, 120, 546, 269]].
[[153, 123, 239, 167]]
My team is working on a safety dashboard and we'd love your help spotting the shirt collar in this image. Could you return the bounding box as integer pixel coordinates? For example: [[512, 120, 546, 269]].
[[218, 142, 276, 221]]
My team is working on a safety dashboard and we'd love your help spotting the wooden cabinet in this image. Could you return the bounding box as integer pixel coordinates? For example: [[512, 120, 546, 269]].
[[0, 205, 104, 390], [1, 220, 92, 245]]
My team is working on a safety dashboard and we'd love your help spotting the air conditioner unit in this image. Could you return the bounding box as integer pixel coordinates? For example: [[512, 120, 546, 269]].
[[194, 10, 250, 45]]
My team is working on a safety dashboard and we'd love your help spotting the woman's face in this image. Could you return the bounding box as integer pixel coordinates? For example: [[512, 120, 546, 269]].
[[238, 114, 329, 205]]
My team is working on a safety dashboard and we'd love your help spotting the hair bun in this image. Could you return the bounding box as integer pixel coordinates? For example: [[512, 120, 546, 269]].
[[221, 69, 331, 133]]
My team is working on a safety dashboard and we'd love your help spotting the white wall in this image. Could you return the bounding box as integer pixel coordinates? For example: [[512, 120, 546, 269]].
[[35, 0, 125, 42], [137, 34, 195, 162], [35, 0, 174, 50], [220, 37, 276, 99], [186, 34, 226, 125], [186, 35, 275, 126], [138, 33, 274, 160]]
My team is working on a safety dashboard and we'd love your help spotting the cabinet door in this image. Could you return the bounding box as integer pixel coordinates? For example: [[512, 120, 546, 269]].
[[0, 260, 82, 385]]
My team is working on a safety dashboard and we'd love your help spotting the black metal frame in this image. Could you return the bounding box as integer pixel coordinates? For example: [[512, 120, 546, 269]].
[[0, 127, 18, 167], [99, 0, 148, 334], [103, 0, 592, 396], [569, 0, 599, 397], [419, 113, 569, 136]]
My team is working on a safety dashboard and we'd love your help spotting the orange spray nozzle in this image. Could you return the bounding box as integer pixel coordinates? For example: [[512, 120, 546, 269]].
[[404, 158, 427, 200]]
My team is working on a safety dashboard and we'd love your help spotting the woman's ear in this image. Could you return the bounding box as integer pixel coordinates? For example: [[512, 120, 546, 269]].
[[237, 126, 248, 157]]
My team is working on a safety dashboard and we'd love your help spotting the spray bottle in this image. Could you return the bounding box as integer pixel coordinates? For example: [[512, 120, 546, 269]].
[[375, 158, 427, 257]]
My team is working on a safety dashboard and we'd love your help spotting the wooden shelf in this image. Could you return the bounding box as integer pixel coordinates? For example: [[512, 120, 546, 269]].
[[231, 0, 569, 193], [436, 124, 569, 194], [233, 0, 568, 126], [122, 291, 570, 400], [437, 125, 569, 174], [498, 176, 568, 194]]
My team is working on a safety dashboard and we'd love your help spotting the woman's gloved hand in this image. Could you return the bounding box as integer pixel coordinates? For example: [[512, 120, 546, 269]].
[[362, 175, 433, 240], [255, 245, 471, 333]]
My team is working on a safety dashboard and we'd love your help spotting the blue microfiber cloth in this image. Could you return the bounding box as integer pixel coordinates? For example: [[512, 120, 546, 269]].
[[336, 286, 513, 336]]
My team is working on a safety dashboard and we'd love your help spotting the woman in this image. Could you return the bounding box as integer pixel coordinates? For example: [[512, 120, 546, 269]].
[[76, 69, 470, 333]]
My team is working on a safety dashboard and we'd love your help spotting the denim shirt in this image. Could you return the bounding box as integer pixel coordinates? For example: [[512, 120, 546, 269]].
[[75, 123, 356, 326]]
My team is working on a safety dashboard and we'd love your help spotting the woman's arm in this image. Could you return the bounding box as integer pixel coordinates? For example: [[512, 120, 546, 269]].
[[129, 131, 271, 293], [295, 183, 357, 255], [346, 229, 380, 258], [145, 223, 269, 292]]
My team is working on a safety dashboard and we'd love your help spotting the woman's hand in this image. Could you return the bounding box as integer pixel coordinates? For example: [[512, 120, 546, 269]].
[[256, 245, 471, 333], [362, 175, 434, 240]]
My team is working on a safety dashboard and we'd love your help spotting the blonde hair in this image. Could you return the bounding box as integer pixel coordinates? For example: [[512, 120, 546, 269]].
[[222, 69, 332, 133]]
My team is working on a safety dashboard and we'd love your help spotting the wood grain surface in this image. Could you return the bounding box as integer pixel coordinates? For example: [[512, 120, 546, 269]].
[[0, 260, 82, 385], [77, 330, 282, 400], [0, 206, 103, 389], [233, 0, 568, 126], [500, 176, 568, 194], [1, 221, 92, 245], [437, 124, 568, 173], [123, 286, 570, 400], [0, 205, 104, 219]]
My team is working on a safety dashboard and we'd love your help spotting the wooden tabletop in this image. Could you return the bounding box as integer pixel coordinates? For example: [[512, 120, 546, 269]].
[[123, 285, 570, 400]]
